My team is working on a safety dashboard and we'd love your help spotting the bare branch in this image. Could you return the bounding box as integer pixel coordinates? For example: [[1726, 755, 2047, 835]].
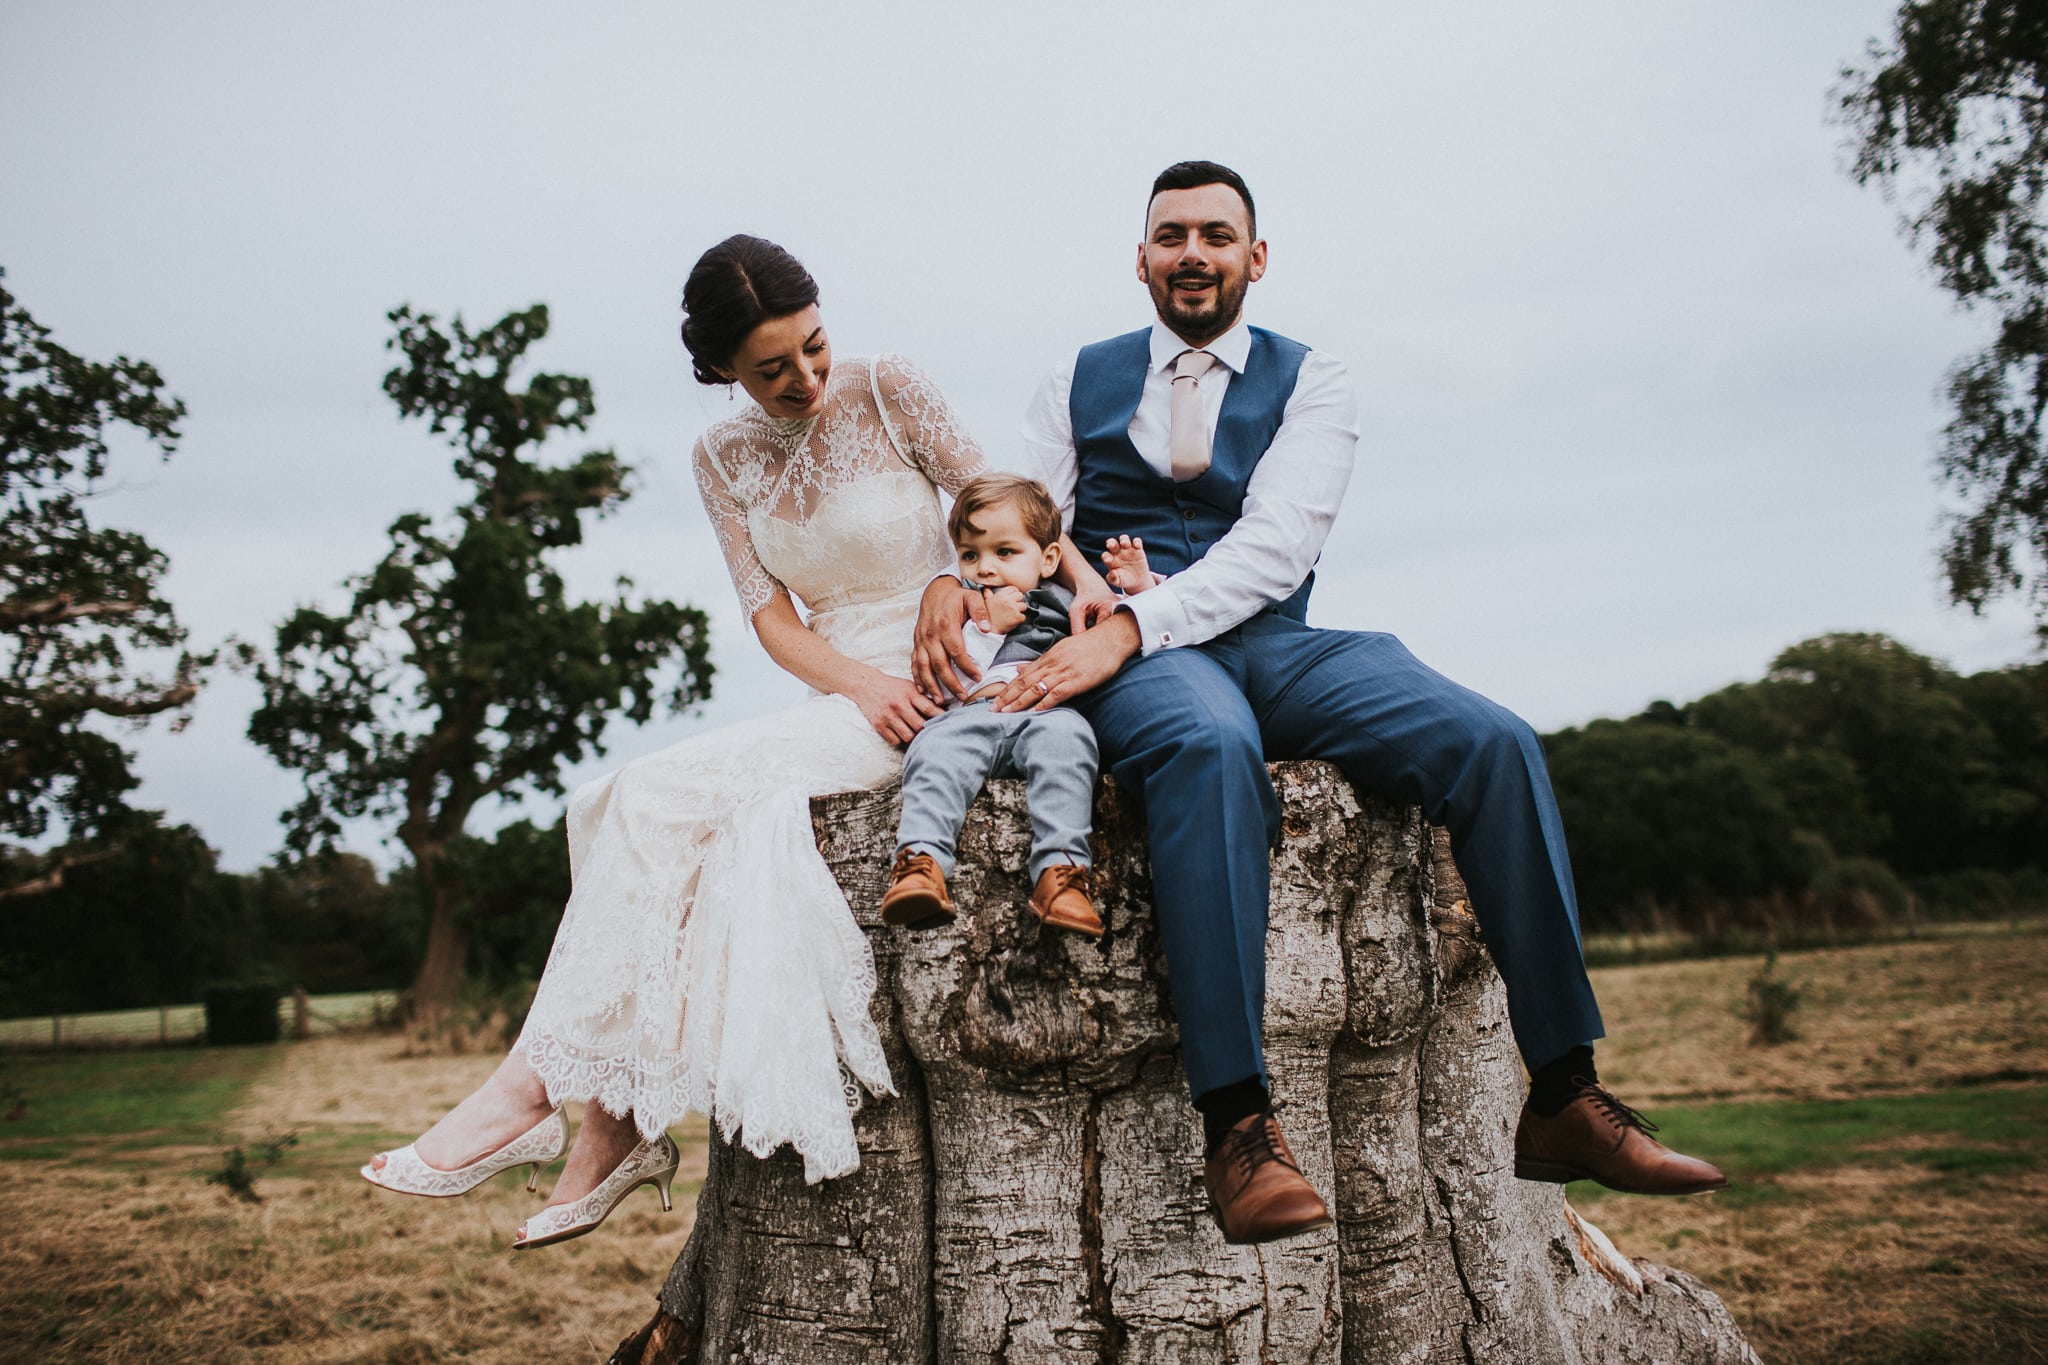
[[33, 680, 199, 720], [0, 594, 145, 630], [0, 846, 121, 900]]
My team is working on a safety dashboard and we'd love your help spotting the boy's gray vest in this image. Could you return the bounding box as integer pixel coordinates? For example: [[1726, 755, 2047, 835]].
[[1067, 326, 1315, 622]]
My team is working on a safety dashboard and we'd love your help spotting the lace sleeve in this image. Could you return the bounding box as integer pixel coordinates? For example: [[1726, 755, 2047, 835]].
[[870, 354, 992, 497], [691, 435, 788, 623]]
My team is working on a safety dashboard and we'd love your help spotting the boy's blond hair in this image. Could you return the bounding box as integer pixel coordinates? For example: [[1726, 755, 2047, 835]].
[[947, 474, 1063, 550]]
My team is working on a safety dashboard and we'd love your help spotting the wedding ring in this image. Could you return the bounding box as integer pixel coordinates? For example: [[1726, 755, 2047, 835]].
[[1036, 680, 1050, 694]]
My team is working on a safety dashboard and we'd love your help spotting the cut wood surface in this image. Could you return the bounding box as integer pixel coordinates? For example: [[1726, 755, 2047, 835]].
[[617, 762, 1759, 1364]]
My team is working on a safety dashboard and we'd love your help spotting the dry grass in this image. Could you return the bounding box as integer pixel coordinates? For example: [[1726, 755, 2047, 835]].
[[1592, 921, 2048, 1103], [3, 924, 2043, 1363], [1577, 921, 2048, 1365], [0, 1036, 704, 1364], [1577, 1158, 2048, 1364]]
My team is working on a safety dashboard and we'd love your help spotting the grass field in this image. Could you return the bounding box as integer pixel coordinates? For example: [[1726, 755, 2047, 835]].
[[1576, 920, 2047, 1365], [0, 991, 399, 1050], [0, 924, 2042, 1362], [0, 1037, 700, 1364]]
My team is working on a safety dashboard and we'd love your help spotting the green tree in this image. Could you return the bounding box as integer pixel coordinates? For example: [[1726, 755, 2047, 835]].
[[249, 304, 714, 1020], [247, 851, 413, 994], [1694, 633, 2026, 876], [1542, 719, 1807, 930], [0, 816, 246, 1015], [454, 816, 572, 991], [1951, 659, 2048, 867], [1840, 1, 2048, 630], [0, 269, 205, 899], [1545, 633, 2043, 931]]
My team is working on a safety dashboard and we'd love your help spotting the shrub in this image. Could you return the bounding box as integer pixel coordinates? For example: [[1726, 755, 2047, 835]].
[[203, 982, 282, 1046], [205, 1130, 297, 1202], [1738, 953, 1803, 1046], [1809, 855, 1912, 931]]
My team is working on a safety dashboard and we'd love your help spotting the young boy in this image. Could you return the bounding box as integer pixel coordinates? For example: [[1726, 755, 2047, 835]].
[[882, 474, 1130, 937]]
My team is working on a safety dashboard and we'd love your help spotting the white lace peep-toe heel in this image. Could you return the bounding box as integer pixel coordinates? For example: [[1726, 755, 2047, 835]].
[[360, 1109, 568, 1198], [513, 1131, 681, 1251]]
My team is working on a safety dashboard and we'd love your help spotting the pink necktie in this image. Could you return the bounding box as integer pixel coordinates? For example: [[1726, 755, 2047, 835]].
[[1169, 349, 1218, 482]]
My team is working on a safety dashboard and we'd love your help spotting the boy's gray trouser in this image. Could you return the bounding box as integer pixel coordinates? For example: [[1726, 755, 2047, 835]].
[[895, 701, 1098, 881]]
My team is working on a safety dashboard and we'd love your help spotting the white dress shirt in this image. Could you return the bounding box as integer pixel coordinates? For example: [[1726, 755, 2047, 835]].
[[950, 600, 1026, 703], [1021, 318, 1359, 654]]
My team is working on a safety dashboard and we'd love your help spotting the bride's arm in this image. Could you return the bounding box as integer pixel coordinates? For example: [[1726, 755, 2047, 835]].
[[752, 595, 940, 745]]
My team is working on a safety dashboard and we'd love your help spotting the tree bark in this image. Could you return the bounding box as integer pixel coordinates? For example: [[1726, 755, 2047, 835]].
[[406, 845, 471, 1024], [611, 762, 1759, 1365]]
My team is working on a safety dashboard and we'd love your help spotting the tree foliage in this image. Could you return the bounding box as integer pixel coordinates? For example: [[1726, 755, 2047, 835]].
[[246, 851, 414, 995], [1539, 722, 1808, 924], [1545, 632, 2047, 932], [1840, 1, 2048, 627], [0, 268, 204, 897], [0, 841, 414, 1017], [0, 817, 246, 1015], [248, 303, 713, 1017]]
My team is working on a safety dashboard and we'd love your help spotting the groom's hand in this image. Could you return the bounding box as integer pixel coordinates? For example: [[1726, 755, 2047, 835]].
[[996, 611, 1140, 712], [913, 577, 981, 701]]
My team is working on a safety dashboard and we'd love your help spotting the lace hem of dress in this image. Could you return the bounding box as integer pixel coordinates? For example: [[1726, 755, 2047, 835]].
[[525, 1033, 883, 1185], [521, 784, 895, 1186]]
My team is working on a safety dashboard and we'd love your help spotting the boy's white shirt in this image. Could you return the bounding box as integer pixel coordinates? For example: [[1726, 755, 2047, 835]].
[[947, 617, 1024, 705]]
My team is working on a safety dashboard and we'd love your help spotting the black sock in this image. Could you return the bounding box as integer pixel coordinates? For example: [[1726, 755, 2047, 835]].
[[1527, 1045, 1598, 1118], [1195, 1076, 1270, 1154]]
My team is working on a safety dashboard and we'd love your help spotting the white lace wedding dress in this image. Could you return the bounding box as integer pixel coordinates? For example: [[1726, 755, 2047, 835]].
[[520, 354, 988, 1183]]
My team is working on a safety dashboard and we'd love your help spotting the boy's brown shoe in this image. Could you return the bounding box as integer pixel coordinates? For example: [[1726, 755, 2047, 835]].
[[880, 849, 956, 931], [1203, 1111, 1334, 1245], [1515, 1084, 1728, 1195], [1028, 864, 1103, 937]]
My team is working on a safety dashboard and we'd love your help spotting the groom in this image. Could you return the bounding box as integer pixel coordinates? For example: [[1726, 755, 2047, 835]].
[[917, 161, 1725, 1244]]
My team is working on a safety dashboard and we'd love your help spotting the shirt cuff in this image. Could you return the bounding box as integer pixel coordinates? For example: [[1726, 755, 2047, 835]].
[[1116, 586, 1190, 655]]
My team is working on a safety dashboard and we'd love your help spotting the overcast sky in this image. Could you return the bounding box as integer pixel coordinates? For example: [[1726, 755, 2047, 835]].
[[3, 2, 2037, 872]]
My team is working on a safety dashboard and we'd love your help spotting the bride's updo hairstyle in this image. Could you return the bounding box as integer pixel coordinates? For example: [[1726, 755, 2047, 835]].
[[680, 235, 821, 386]]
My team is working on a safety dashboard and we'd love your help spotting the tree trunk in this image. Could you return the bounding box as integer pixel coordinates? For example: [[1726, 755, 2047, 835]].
[[610, 762, 1759, 1365], [407, 846, 470, 1024]]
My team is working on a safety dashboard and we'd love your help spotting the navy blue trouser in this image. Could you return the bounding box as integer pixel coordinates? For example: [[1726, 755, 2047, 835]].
[[1072, 612, 1605, 1099]]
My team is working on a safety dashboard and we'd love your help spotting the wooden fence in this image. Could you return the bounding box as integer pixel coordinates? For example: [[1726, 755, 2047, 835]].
[[0, 990, 398, 1049]]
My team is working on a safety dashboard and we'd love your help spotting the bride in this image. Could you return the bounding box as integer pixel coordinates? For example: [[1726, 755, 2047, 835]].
[[363, 234, 1003, 1248]]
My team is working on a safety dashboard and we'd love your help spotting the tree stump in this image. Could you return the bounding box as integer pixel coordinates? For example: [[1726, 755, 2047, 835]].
[[610, 762, 1759, 1364]]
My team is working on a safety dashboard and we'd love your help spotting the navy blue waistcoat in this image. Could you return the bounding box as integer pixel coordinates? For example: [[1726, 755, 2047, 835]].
[[1068, 326, 1314, 622]]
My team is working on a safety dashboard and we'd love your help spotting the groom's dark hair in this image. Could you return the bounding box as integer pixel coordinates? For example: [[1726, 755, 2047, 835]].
[[1149, 161, 1256, 236]]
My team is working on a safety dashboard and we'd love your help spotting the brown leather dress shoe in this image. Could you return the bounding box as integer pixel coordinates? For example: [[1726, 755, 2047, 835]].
[[880, 849, 956, 930], [1515, 1084, 1728, 1195], [1203, 1112, 1334, 1244], [1028, 864, 1104, 937]]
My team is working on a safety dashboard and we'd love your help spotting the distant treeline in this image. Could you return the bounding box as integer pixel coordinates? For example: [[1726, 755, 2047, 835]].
[[3, 630, 2041, 1017], [0, 818, 570, 1019], [1543, 632, 2047, 938]]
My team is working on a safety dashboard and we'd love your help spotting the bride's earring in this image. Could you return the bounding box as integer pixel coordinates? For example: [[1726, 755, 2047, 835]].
[[726, 383, 735, 403]]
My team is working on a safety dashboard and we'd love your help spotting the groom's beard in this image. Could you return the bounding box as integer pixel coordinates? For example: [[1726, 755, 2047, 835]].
[[1154, 269, 1249, 343]]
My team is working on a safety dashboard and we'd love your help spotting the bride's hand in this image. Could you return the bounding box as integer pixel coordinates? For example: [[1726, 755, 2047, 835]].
[[846, 667, 943, 745]]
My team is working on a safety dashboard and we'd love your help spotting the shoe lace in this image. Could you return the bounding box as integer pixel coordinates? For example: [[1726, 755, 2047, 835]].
[[1580, 1081, 1660, 1135], [1222, 1110, 1301, 1176], [891, 848, 921, 878]]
